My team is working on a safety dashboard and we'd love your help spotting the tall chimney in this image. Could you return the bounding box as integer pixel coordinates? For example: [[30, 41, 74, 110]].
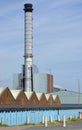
[[24, 4, 33, 92]]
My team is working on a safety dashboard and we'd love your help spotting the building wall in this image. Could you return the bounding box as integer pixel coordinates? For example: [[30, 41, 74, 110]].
[[13, 72, 54, 93], [13, 73, 23, 90], [0, 108, 82, 126], [33, 73, 48, 93], [33, 73, 53, 93], [53, 90, 82, 105]]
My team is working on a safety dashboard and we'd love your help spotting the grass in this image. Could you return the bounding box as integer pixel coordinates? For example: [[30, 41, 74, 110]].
[[0, 123, 8, 127], [0, 118, 82, 127], [67, 117, 82, 122], [23, 118, 82, 126]]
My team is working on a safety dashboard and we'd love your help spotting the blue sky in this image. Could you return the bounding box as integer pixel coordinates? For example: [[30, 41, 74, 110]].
[[0, 0, 82, 92]]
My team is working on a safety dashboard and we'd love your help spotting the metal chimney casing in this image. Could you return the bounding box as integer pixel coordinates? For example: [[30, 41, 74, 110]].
[[24, 4, 33, 92]]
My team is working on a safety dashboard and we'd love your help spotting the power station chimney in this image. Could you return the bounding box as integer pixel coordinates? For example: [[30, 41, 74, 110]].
[[24, 4, 33, 92]]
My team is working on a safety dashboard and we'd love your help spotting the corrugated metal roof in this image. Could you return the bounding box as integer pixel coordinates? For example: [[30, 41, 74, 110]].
[[54, 85, 65, 90], [10, 90, 22, 99], [52, 90, 82, 104]]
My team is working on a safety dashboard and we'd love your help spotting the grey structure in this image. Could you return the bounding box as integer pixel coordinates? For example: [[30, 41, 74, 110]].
[[13, 73, 23, 90], [33, 73, 48, 93], [13, 72, 53, 93], [53, 90, 82, 105], [33, 73, 53, 93], [24, 4, 33, 92]]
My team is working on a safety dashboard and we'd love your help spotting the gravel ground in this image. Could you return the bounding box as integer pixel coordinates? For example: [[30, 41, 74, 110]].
[[0, 125, 30, 130]]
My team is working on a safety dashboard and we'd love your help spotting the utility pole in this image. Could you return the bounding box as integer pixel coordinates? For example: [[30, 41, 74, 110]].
[[78, 79, 80, 105]]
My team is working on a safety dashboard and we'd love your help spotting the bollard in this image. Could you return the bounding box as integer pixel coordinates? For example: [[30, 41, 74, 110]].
[[79, 113, 82, 119], [1, 117, 5, 125], [63, 115, 66, 127], [57, 115, 60, 121], [26, 116, 29, 124], [69, 115, 72, 120], [50, 115, 53, 122], [44, 116, 47, 127], [42, 115, 45, 124]]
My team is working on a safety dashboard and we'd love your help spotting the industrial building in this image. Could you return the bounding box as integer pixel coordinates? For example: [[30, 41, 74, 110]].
[[54, 89, 82, 105], [0, 87, 82, 126], [12, 3, 54, 94], [0, 87, 60, 106], [0, 3, 82, 126], [13, 73, 23, 90], [33, 73, 53, 93], [13, 72, 53, 93]]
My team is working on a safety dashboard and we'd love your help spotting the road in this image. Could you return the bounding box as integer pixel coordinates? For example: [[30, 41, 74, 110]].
[[0, 121, 82, 130]]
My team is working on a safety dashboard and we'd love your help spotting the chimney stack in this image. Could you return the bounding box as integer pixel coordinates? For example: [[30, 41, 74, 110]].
[[24, 4, 33, 92]]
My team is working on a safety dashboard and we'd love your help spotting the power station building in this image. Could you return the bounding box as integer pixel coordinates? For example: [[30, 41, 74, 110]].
[[33, 73, 53, 93], [12, 2, 54, 93], [13, 73, 23, 90], [0, 86, 82, 126], [13, 72, 53, 93]]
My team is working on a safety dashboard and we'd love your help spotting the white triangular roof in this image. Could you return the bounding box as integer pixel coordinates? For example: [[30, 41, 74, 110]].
[[52, 95, 57, 100], [45, 94, 50, 100], [36, 93, 42, 100], [24, 92, 33, 100], [10, 90, 22, 99]]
